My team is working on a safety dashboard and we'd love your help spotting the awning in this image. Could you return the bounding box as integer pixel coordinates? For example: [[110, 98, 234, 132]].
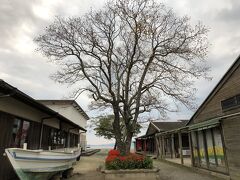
[[188, 118, 220, 131], [155, 126, 188, 137], [135, 133, 155, 139]]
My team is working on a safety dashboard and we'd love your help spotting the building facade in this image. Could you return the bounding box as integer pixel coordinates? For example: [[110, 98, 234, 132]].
[[0, 80, 87, 179], [135, 120, 189, 157], [186, 56, 240, 179], [136, 56, 240, 180], [38, 100, 89, 151]]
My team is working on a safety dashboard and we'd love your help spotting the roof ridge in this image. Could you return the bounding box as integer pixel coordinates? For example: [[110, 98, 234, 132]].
[[187, 55, 240, 125]]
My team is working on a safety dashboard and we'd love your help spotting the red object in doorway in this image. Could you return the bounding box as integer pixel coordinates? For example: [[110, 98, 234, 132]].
[[136, 139, 142, 151]]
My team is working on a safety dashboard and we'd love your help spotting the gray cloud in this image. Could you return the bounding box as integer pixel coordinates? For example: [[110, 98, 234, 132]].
[[0, 0, 40, 49], [215, 1, 240, 23], [0, 0, 240, 144]]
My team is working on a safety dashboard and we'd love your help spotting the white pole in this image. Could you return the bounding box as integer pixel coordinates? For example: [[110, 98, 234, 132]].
[[23, 143, 27, 150]]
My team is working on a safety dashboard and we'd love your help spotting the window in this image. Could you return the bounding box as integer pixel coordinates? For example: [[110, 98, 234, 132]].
[[70, 133, 79, 147], [221, 94, 240, 110], [50, 128, 67, 149], [20, 121, 30, 147], [198, 131, 207, 166], [11, 118, 30, 148], [191, 132, 199, 166], [191, 126, 227, 173], [237, 95, 240, 104], [206, 129, 216, 166], [213, 128, 225, 167], [11, 119, 22, 147], [221, 97, 237, 110]]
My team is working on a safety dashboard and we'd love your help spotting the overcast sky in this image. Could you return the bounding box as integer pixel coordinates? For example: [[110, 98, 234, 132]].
[[0, 0, 239, 145]]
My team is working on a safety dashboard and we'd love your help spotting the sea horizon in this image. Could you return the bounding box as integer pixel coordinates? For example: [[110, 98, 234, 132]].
[[88, 142, 134, 150]]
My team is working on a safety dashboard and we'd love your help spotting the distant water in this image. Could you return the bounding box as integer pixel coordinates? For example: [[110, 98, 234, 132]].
[[88, 144, 114, 149], [88, 142, 134, 150]]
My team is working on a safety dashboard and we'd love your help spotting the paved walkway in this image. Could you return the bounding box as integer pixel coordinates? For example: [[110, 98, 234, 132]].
[[67, 150, 106, 180], [153, 160, 222, 180], [67, 149, 223, 180], [164, 158, 192, 167]]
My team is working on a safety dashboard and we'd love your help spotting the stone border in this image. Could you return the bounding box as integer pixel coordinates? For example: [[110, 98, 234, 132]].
[[102, 167, 160, 174], [101, 167, 160, 180]]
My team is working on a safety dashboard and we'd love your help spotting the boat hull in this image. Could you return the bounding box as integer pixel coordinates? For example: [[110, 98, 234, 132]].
[[5, 148, 81, 180]]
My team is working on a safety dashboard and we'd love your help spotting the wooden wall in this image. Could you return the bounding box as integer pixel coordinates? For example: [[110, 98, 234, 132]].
[[187, 61, 240, 180], [0, 109, 81, 179], [41, 125, 51, 150], [222, 116, 240, 180], [27, 122, 41, 150], [0, 112, 18, 180], [190, 64, 240, 125]]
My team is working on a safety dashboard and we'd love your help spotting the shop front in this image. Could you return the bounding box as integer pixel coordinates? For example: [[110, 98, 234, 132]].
[[189, 120, 228, 174]]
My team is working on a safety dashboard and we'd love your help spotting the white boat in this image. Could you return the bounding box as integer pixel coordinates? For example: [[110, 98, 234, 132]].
[[5, 147, 81, 180]]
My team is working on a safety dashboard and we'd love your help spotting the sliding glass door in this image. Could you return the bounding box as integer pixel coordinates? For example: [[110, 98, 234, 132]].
[[191, 126, 228, 173], [198, 131, 207, 167], [11, 118, 30, 148]]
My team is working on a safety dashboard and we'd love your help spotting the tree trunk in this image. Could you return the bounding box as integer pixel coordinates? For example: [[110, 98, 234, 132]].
[[112, 104, 127, 154], [114, 140, 117, 150], [125, 131, 133, 154], [116, 141, 127, 155], [112, 104, 134, 155], [115, 131, 133, 155]]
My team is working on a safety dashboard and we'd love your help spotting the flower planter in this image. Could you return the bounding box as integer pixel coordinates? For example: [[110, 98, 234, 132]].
[[102, 168, 160, 180]]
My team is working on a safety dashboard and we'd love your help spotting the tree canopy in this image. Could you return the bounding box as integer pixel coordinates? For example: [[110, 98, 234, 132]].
[[94, 115, 141, 140], [35, 0, 209, 154]]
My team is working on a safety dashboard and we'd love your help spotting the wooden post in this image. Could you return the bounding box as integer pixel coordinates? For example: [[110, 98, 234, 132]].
[[39, 118, 44, 149], [219, 124, 230, 174], [162, 135, 165, 159], [67, 129, 70, 148], [178, 131, 184, 164], [188, 132, 194, 166], [171, 134, 175, 158], [211, 129, 218, 166], [203, 130, 210, 168], [156, 136, 162, 158], [160, 136, 163, 159], [155, 136, 159, 157], [39, 116, 55, 149], [155, 136, 158, 157], [144, 139, 147, 154], [196, 131, 201, 166]]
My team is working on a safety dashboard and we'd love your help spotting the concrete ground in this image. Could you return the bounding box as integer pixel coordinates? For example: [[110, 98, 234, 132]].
[[164, 158, 192, 167], [67, 149, 224, 180], [153, 160, 223, 180], [67, 149, 107, 180]]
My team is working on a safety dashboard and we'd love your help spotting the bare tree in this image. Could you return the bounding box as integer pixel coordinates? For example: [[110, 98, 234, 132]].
[[35, 0, 209, 154]]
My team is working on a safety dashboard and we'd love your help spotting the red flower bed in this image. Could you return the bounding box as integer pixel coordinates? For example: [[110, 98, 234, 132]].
[[106, 155, 118, 162], [108, 149, 120, 156], [105, 149, 153, 170]]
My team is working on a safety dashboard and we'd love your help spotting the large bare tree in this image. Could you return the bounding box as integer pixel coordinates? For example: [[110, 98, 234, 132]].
[[35, 0, 209, 154]]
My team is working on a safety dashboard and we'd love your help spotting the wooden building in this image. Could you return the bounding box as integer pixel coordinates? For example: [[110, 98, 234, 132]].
[[137, 56, 240, 179], [135, 120, 188, 156], [156, 126, 190, 163], [38, 100, 89, 151], [0, 80, 87, 179], [186, 56, 240, 179]]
